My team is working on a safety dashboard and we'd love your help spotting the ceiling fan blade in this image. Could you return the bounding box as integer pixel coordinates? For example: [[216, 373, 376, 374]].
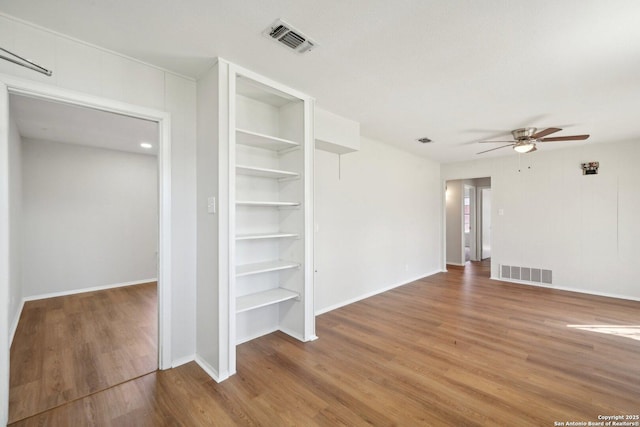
[[531, 127, 562, 139], [477, 144, 514, 154], [478, 140, 515, 143], [540, 134, 590, 142]]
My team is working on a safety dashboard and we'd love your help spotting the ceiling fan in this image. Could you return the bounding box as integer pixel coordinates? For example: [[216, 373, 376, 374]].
[[477, 127, 589, 154]]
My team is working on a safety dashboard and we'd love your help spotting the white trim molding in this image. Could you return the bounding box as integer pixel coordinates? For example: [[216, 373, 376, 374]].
[[22, 278, 158, 302], [315, 270, 442, 316], [0, 80, 11, 425], [490, 277, 640, 302], [171, 354, 196, 369], [0, 73, 173, 423], [195, 355, 224, 383], [0, 12, 196, 81], [8, 275, 151, 348], [8, 300, 24, 348]]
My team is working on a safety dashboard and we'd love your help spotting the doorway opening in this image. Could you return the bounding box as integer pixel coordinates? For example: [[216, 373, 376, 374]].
[[7, 93, 161, 422], [445, 177, 491, 268], [0, 77, 172, 424]]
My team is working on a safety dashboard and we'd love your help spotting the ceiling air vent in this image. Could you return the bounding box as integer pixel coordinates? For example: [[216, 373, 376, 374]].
[[263, 19, 318, 54]]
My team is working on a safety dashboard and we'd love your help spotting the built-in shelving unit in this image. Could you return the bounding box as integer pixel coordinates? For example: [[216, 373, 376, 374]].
[[196, 59, 314, 381], [229, 62, 315, 367]]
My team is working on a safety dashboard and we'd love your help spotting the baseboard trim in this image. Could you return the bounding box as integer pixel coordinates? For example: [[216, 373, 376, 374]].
[[446, 262, 466, 267], [279, 326, 304, 342], [278, 327, 320, 343], [235, 326, 279, 345], [10, 278, 157, 347], [171, 354, 195, 369], [9, 299, 25, 347], [195, 355, 228, 383], [23, 278, 158, 302], [315, 270, 442, 316], [490, 276, 640, 302]]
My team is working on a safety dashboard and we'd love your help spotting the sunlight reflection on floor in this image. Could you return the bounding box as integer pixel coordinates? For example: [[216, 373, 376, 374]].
[[567, 325, 640, 341]]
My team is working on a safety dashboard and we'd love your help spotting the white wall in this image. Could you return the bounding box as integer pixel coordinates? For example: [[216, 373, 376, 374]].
[[8, 113, 22, 339], [195, 63, 223, 378], [442, 140, 640, 300], [314, 136, 441, 313], [21, 139, 157, 296], [445, 180, 463, 265], [0, 13, 198, 371]]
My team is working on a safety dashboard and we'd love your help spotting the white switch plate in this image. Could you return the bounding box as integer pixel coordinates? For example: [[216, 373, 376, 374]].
[[498, 208, 504, 216], [207, 196, 216, 214]]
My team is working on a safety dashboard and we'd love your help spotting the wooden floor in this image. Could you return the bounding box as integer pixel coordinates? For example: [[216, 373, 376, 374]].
[[9, 264, 640, 426], [9, 282, 157, 424]]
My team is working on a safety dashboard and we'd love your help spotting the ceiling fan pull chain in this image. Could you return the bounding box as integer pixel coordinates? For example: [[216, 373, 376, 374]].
[[518, 153, 521, 172]]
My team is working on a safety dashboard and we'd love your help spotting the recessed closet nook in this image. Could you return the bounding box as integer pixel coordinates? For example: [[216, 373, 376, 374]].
[[195, 59, 358, 380], [196, 59, 359, 380]]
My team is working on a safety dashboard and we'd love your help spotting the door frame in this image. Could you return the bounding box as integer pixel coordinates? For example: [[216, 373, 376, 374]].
[[477, 186, 491, 260], [0, 74, 172, 423], [442, 176, 493, 273]]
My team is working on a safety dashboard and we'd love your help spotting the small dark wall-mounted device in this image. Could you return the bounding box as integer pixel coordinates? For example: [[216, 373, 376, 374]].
[[581, 161, 599, 175]]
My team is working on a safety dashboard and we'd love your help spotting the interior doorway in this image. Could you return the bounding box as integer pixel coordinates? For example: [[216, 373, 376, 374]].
[[445, 177, 491, 268], [0, 76, 172, 424], [7, 93, 160, 422]]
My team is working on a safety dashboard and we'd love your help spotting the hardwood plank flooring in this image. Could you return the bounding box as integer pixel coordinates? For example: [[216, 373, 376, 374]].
[[10, 264, 640, 426], [9, 282, 157, 423]]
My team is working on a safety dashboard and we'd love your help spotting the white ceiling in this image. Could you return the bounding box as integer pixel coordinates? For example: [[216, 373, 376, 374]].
[[2, 0, 639, 163], [10, 94, 159, 155]]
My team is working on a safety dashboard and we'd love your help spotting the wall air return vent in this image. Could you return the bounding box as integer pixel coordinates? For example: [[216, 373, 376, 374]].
[[501, 265, 552, 285], [263, 19, 318, 54]]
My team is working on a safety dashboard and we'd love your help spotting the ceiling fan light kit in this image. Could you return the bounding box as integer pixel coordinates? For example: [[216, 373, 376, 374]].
[[513, 142, 536, 153], [476, 127, 590, 155]]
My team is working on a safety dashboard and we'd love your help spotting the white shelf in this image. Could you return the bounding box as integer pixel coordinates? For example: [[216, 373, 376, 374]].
[[236, 260, 300, 277], [236, 165, 299, 180], [237, 76, 297, 108], [236, 128, 300, 151], [236, 288, 300, 313], [236, 200, 300, 207], [236, 232, 299, 241]]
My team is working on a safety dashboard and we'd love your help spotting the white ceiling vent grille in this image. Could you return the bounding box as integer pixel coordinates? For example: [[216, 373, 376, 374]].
[[263, 19, 318, 54]]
